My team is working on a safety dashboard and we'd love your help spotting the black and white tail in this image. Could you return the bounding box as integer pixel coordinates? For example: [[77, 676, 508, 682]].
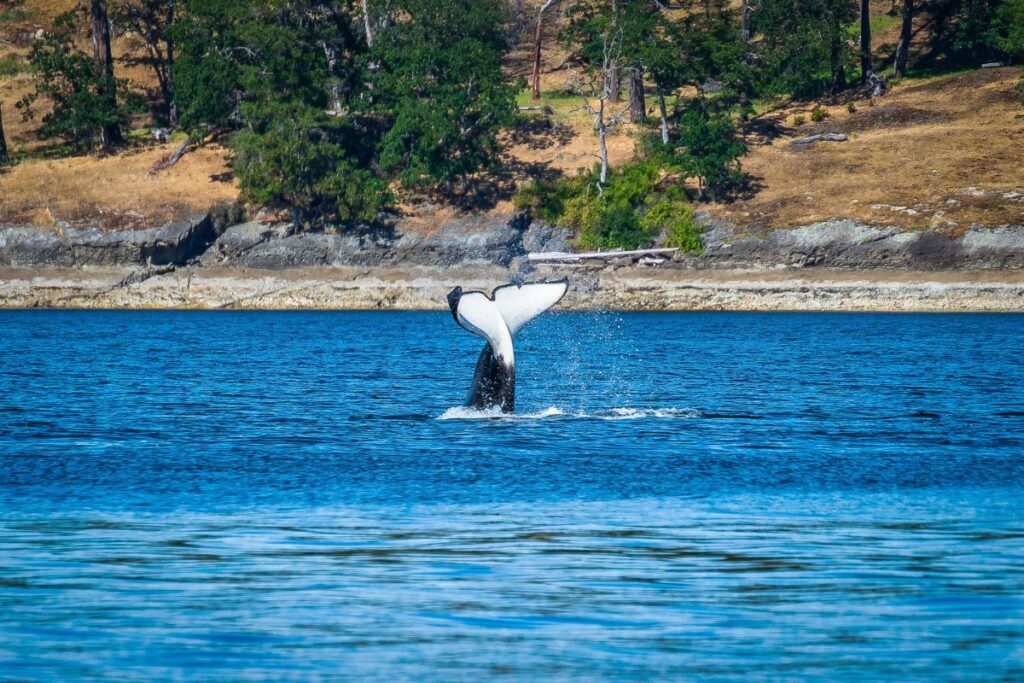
[[447, 279, 568, 413]]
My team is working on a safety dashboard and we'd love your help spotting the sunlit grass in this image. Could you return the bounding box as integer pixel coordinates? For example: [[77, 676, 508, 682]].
[[869, 12, 900, 36]]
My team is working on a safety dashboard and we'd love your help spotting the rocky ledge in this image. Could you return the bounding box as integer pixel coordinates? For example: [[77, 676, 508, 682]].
[[2, 211, 1024, 311], [3, 212, 1024, 273]]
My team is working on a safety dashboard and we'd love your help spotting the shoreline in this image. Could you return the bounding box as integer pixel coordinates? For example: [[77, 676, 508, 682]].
[[2, 265, 1023, 312]]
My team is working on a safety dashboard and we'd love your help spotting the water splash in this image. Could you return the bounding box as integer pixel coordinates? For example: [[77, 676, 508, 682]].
[[437, 406, 699, 421], [438, 406, 566, 420]]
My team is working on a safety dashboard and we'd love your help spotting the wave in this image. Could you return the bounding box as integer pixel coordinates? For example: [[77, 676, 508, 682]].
[[437, 406, 700, 421]]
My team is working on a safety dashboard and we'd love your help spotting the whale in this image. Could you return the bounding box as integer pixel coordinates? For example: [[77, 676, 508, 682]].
[[447, 279, 569, 413]]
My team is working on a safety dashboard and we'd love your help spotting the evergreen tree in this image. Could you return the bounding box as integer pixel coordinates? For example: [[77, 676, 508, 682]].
[[752, 0, 858, 96], [676, 105, 746, 200], [90, 0, 123, 148], [364, 0, 517, 194], [893, 0, 913, 76], [17, 10, 139, 151]]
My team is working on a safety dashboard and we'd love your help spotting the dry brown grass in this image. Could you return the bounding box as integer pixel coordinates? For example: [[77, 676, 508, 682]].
[[0, 141, 238, 229], [717, 67, 1024, 230]]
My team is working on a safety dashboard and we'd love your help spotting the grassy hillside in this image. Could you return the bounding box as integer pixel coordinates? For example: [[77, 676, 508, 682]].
[[0, 0, 1021, 233]]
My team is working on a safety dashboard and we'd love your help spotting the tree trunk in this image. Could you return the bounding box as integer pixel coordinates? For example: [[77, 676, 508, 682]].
[[0, 102, 9, 166], [362, 0, 374, 47], [531, 0, 556, 101], [531, 14, 544, 100], [893, 0, 913, 77], [166, 0, 177, 127], [739, 0, 752, 122], [860, 0, 872, 83], [607, 59, 620, 102], [627, 67, 645, 122], [830, 28, 846, 94], [657, 90, 669, 145], [597, 98, 608, 186], [90, 0, 122, 149]]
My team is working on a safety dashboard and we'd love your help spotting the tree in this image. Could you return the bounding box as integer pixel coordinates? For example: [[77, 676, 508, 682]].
[[893, 0, 913, 76], [17, 10, 139, 151], [531, 0, 558, 100], [860, 0, 872, 82], [114, 0, 178, 125], [561, 0, 629, 187], [365, 0, 517, 194], [619, 0, 657, 122], [90, 0, 123, 148], [231, 101, 388, 228], [644, 0, 747, 142], [174, 0, 385, 227], [994, 0, 1024, 58], [676, 104, 746, 200]]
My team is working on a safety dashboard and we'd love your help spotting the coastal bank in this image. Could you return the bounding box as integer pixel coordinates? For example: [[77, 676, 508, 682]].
[[2, 211, 1024, 311]]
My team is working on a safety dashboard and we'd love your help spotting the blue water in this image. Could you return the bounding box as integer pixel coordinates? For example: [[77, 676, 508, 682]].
[[1, 310, 1023, 680]]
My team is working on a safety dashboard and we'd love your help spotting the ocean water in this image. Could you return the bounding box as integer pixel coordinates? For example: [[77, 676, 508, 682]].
[[1, 310, 1023, 680]]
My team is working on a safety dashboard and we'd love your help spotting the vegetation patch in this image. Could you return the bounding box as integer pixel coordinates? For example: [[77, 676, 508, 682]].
[[515, 158, 701, 252], [0, 58, 28, 77]]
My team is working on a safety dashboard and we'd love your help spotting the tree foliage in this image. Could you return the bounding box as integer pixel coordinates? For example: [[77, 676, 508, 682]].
[[752, 0, 858, 96], [673, 105, 747, 200], [365, 0, 517, 191], [230, 101, 388, 226]]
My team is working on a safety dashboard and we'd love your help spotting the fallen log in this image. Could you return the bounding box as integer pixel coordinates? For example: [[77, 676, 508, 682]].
[[148, 137, 190, 176], [791, 133, 848, 146], [529, 247, 678, 262]]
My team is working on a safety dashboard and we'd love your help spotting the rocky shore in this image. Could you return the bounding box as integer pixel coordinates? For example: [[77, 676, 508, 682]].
[[2, 211, 1024, 311]]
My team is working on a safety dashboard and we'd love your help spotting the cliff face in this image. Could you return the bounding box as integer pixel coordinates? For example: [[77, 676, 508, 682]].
[[683, 219, 1024, 270], [3, 212, 1024, 273], [0, 216, 218, 268]]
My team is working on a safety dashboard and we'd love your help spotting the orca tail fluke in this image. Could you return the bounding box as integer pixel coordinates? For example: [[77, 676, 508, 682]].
[[447, 279, 568, 412]]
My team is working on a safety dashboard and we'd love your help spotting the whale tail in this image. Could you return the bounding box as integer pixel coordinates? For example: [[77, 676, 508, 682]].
[[447, 279, 568, 412]]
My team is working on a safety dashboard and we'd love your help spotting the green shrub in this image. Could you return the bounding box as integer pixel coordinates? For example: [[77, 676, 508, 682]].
[[513, 158, 703, 253], [512, 174, 589, 224], [810, 104, 828, 122], [230, 101, 389, 227], [846, 101, 857, 113], [579, 204, 648, 250], [793, 114, 806, 125], [643, 199, 702, 253]]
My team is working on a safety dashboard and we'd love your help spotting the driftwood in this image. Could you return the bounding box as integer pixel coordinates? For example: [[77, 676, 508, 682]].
[[529, 247, 678, 263], [791, 133, 848, 146]]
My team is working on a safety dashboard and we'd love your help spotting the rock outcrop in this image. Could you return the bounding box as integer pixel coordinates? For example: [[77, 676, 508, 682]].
[[0, 215, 215, 267], [677, 218, 1024, 270], [3, 211, 1024, 273]]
